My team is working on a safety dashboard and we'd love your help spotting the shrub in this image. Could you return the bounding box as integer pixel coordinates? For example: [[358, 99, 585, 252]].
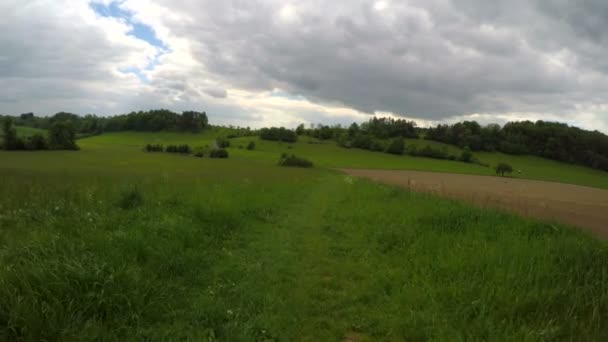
[[215, 137, 230, 148], [165, 144, 191, 154], [246, 141, 256, 150], [386, 138, 405, 155], [496, 162, 514, 176], [2, 118, 20, 150], [25, 134, 48, 150], [370, 139, 385, 152], [278, 154, 313, 168], [209, 148, 229, 158], [48, 120, 78, 150], [460, 146, 473, 163], [144, 144, 163, 152], [118, 187, 144, 209]]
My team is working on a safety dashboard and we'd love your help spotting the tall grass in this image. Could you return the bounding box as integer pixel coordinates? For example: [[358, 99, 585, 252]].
[[0, 167, 607, 340]]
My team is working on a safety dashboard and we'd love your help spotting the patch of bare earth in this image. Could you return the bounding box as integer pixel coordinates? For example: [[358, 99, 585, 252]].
[[341, 169, 608, 238]]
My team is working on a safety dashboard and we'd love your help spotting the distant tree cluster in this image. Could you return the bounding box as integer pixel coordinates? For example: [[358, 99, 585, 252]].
[[425, 120, 608, 171], [1, 117, 78, 151], [260, 127, 298, 142], [297, 117, 419, 143], [145, 143, 230, 159], [1, 109, 209, 136]]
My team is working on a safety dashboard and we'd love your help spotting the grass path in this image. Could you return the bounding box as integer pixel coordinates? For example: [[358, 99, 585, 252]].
[[195, 173, 608, 341], [210, 174, 358, 340]]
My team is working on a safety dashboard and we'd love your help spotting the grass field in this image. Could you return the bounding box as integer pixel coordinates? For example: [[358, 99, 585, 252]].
[[2, 130, 608, 340], [73, 130, 608, 189]]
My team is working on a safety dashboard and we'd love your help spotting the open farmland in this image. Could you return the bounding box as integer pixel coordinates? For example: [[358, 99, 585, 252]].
[[342, 169, 608, 238], [1, 130, 608, 340]]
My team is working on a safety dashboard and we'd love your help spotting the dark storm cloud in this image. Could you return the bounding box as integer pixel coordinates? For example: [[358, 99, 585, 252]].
[[1, 0, 608, 131], [148, 0, 608, 121]]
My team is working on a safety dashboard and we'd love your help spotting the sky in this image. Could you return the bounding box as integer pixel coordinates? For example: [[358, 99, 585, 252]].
[[1, 0, 608, 131]]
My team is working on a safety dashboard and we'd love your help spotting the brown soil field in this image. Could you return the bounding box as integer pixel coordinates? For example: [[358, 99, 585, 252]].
[[341, 169, 608, 238]]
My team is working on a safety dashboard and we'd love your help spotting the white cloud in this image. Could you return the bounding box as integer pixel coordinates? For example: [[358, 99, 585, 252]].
[[1, 0, 608, 132]]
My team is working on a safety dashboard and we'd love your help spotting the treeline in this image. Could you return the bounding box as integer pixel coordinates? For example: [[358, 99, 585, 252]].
[[1, 109, 208, 135], [425, 120, 608, 171], [261, 117, 419, 144], [259, 127, 298, 142], [1, 118, 78, 151]]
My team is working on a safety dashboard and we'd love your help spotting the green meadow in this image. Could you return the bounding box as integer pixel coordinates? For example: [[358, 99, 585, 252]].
[[1, 130, 608, 340]]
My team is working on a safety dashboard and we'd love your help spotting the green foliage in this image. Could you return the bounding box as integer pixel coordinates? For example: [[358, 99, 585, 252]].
[[460, 146, 473, 163], [215, 137, 230, 148], [165, 144, 191, 154], [426, 120, 608, 172], [25, 133, 48, 150], [409, 144, 451, 160], [48, 120, 78, 150], [176, 111, 208, 132], [496, 162, 514, 176], [246, 141, 256, 150], [278, 154, 313, 168], [144, 144, 164, 152], [386, 137, 405, 155], [1, 117, 20, 150], [296, 123, 306, 135], [260, 127, 297, 142], [209, 148, 229, 158]]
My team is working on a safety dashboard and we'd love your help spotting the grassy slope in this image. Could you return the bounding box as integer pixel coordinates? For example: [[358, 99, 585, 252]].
[[1, 150, 607, 340], [2, 130, 608, 339], [73, 130, 608, 189], [0, 125, 46, 138]]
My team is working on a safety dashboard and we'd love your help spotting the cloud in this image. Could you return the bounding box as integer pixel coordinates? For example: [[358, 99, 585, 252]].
[[1, 0, 608, 132]]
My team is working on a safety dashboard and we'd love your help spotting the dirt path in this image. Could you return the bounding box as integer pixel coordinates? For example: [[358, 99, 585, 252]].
[[341, 169, 608, 238]]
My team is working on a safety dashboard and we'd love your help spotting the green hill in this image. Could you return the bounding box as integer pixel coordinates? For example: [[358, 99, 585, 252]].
[[2, 129, 608, 340]]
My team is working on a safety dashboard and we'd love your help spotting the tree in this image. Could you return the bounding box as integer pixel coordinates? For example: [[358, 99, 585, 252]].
[[48, 120, 78, 150], [246, 141, 256, 150], [386, 137, 405, 155], [25, 133, 48, 150], [177, 111, 207, 132], [2, 117, 19, 150], [296, 123, 306, 135], [496, 162, 513, 177], [460, 146, 473, 163]]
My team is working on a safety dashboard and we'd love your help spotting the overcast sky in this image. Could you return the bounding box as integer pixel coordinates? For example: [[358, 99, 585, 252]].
[[2, 0, 608, 131]]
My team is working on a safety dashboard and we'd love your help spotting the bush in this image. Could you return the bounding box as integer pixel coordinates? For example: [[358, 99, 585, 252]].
[[48, 120, 78, 150], [460, 146, 473, 163], [409, 145, 449, 159], [209, 148, 229, 158], [386, 138, 405, 155], [144, 144, 163, 152], [118, 187, 144, 210], [278, 154, 313, 168], [165, 144, 191, 154], [25, 134, 48, 150], [496, 162, 514, 177], [246, 141, 256, 150], [215, 137, 230, 148]]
